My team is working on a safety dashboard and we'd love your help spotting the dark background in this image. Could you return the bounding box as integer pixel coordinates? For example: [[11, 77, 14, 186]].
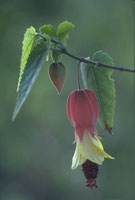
[[0, 0, 134, 200]]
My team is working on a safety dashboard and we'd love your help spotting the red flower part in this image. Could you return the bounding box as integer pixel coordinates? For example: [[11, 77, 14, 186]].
[[49, 62, 66, 94], [67, 89, 98, 140]]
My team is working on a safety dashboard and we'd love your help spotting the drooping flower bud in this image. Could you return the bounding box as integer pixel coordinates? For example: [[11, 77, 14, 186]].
[[67, 89, 98, 140], [49, 62, 66, 94], [66, 89, 114, 189]]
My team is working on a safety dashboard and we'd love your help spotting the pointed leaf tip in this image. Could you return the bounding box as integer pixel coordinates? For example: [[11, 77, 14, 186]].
[[12, 41, 48, 120], [105, 124, 113, 134]]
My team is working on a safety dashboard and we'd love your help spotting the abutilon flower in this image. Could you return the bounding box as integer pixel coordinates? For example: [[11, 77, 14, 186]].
[[67, 89, 114, 189]]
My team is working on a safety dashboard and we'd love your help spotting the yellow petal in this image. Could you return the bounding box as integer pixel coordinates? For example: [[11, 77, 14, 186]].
[[94, 135, 115, 159], [71, 130, 114, 169], [72, 145, 86, 169]]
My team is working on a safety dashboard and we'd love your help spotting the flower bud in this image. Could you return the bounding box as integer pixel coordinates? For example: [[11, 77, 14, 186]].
[[49, 62, 66, 94]]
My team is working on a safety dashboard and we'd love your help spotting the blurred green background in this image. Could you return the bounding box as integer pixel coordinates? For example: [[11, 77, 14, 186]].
[[0, 0, 134, 199]]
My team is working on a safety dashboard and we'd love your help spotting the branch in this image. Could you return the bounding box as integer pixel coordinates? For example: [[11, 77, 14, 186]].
[[37, 33, 135, 73], [60, 48, 135, 73]]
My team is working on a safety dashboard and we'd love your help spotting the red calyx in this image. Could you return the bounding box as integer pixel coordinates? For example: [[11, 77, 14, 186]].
[[67, 89, 98, 140]]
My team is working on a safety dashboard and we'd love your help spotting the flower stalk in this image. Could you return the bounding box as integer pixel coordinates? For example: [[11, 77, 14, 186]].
[[77, 62, 81, 90]]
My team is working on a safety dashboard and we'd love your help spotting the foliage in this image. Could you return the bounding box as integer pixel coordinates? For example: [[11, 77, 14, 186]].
[[13, 21, 74, 120], [57, 21, 74, 44], [13, 21, 116, 134], [80, 51, 115, 132], [17, 26, 36, 91], [1, 0, 134, 198], [12, 41, 48, 120], [39, 24, 56, 37]]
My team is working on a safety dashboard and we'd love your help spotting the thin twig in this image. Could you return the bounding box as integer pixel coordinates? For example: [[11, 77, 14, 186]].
[[61, 49, 135, 72], [37, 33, 135, 73]]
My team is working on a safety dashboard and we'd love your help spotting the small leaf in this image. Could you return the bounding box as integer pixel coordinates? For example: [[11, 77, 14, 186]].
[[17, 26, 36, 91], [12, 41, 48, 121], [57, 21, 74, 43], [39, 24, 56, 37], [80, 51, 116, 133], [49, 62, 66, 94]]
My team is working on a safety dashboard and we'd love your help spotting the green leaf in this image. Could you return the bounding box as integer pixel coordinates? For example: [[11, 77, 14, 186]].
[[80, 51, 116, 133], [57, 21, 74, 43], [12, 41, 48, 121], [39, 24, 56, 37], [17, 26, 36, 91]]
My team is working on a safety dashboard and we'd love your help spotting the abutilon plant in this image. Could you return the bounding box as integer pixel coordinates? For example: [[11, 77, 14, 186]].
[[12, 21, 134, 190]]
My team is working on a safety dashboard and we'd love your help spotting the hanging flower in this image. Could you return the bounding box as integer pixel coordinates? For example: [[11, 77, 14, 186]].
[[67, 89, 114, 188]]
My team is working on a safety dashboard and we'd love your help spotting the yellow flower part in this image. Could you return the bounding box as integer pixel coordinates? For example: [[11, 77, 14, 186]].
[[72, 130, 114, 170]]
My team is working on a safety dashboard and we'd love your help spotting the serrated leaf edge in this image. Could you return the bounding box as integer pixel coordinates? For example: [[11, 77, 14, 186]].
[[17, 26, 36, 91]]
